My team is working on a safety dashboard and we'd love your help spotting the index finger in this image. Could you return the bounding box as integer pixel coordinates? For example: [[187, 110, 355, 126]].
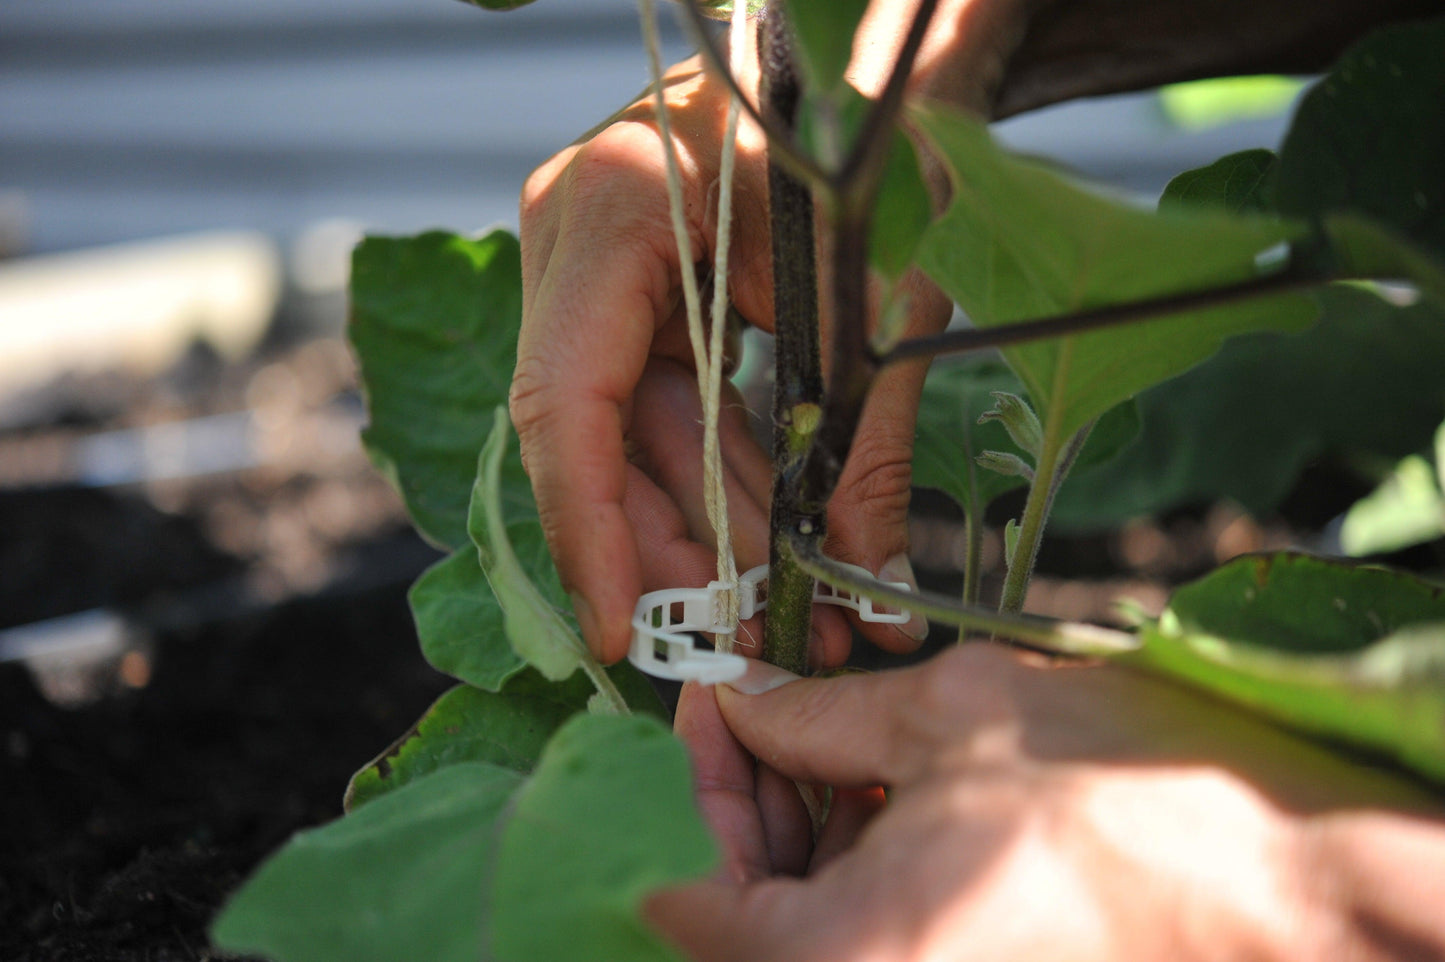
[[510, 123, 690, 662]]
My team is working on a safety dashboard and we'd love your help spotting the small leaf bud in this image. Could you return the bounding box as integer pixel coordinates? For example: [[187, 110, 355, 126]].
[[978, 392, 1043, 458], [975, 450, 1035, 482], [1003, 518, 1020, 568]]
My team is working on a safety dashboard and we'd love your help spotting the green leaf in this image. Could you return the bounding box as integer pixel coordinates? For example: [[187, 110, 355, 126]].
[[1319, 214, 1445, 303], [344, 676, 592, 811], [913, 358, 1138, 516], [1273, 19, 1445, 264], [912, 105, 1316, 442], [1158, 76, 1303, 132], [783, 0, 869, 93], [871, 128, 934, 281], [213, 762, 522, 962], [1052, 286, 1445, 527], [350, 230, 527, 551], [1159, 149, 1276, 215], [410, 547, 527, 691], [914, 359, 1030, 513], [1342, 419, 1445, 556], [1127, 553, 1445, 784], [470, 407, 589, 681], [491, 714, 717, 962], [217, 713, 706, 962], [799, 84, 932, 278]]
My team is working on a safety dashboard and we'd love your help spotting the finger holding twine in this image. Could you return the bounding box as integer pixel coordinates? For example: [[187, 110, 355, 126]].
[[638, 0, 749, 651]]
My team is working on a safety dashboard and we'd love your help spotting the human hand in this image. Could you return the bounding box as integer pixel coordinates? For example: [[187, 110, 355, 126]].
[[509, 43, 950, 667], [648, 645, 1445, 961]]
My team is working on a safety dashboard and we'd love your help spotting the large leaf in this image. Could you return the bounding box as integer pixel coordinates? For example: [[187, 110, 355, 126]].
[[1126, 553, 1445, 783], [1273, 18, 1445, 264], [216, 715, 712, 962], [350, 230, 527, 551], [212, 762, 522, 962], [913, 105, 1317, 443], [914, 357, 1139, 515], [1052, 136, 1445, 528], [491, 714, 717, 962], [1053, 286, 1445, 526], [783, 0, 869, 93]]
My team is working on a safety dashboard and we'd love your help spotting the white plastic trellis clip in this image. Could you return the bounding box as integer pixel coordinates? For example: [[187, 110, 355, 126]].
[[627, 560, 913, 684]]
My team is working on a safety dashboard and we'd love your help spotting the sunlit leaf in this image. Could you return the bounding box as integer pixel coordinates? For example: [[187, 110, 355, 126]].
[[1158, 76, 1304, 131], [350, 230, 528, 551], [1127, 553, 1445, 784], [912, 106, 1316, 443], [783, 0, 869, 93], [1342, 420, 1445, 556], [1054, 126, 1445, 529]]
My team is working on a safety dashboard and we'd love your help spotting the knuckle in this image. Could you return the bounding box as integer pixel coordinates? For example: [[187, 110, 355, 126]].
[[508, 358, 562, 484], [569, 124, 664, 198], [835, 432, 913, 525]]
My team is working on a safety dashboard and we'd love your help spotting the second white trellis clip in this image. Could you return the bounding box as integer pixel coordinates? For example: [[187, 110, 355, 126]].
[[628, 562, 913, 685]]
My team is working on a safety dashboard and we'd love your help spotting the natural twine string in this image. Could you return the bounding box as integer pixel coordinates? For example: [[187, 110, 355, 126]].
[[638, 0, 747, 650]]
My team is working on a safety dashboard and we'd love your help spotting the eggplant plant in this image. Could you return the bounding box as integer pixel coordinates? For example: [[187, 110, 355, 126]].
[[212, 4, 1445, 960]]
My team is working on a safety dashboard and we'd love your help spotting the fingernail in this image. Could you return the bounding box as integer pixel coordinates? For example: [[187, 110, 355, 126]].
[[723, 660, 801, 696], [569, 590, 600, 649], [879, 552, 930, 643]]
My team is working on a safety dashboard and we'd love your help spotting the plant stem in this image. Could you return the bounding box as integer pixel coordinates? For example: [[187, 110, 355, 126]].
[[996, 423, 1063, 614], [790, 536, 1137, 656], [876, 270, 1319, 364], [761, 4, 822, 676], [581, 658, 630, 715]]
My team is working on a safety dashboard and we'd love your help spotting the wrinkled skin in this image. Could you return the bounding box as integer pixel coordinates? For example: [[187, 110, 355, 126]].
[[648, 647, 1445, 961]]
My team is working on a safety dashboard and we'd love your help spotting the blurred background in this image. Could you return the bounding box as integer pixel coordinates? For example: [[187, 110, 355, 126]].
[[0, 1, 1304, 959]]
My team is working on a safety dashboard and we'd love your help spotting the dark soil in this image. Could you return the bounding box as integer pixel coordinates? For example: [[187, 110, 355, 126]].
[[0, 500, 449, 962]]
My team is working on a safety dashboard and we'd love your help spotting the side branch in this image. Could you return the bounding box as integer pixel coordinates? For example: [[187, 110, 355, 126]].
[[788, 535, 1139, 657], [876, 269, 1325, 365]]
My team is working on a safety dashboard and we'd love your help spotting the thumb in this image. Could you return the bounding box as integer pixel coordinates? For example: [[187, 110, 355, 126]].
[[823, 353, 933, 652], [645, 878, 815, 962]]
